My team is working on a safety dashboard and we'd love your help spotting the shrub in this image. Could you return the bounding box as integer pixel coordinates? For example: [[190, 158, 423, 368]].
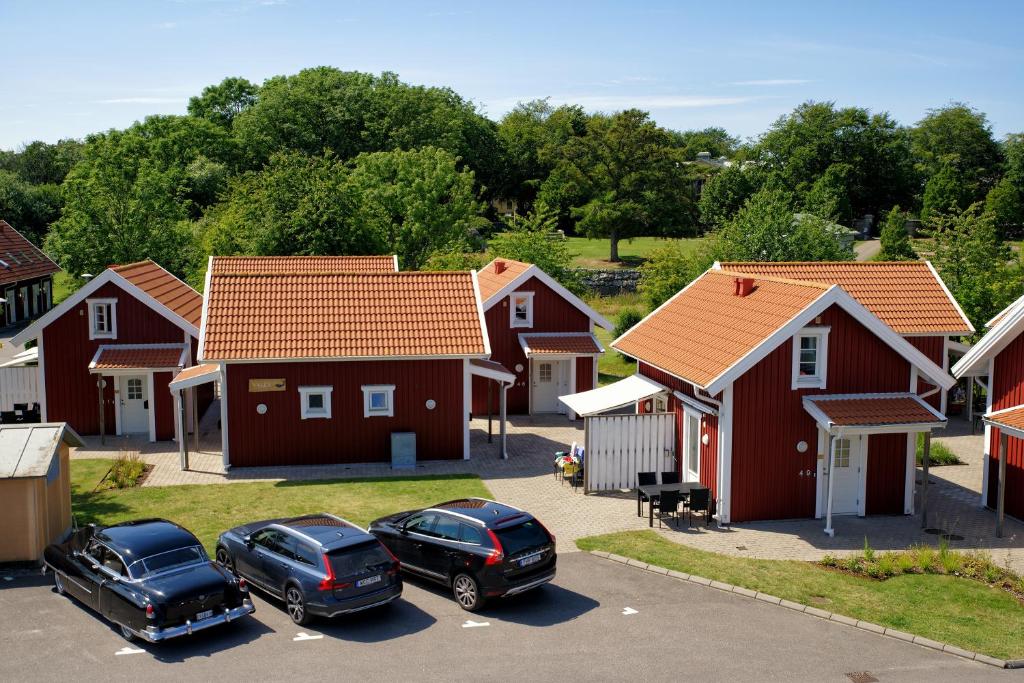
[[108, 452, 146, 489], [615, 308, 644, 339], [862, 537, 875, 563], [916, 434, 962, 465], [915, 545, 937, 573]]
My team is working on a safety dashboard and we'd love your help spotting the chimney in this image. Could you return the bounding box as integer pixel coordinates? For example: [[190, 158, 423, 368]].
[[734, 277, 755, 297], [493, 260, 507, 275]]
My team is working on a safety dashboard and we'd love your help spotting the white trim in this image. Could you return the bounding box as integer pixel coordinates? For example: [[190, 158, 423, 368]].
[[592, 354, 599, 391], [11, 267, 200, 346], [468, 361, 515, 384], [791, 326, 830, 390], [940, 337, 950, 414], [392, 254, 400, 272], [301, 385, 334, 420], [197, 255, 213, 361], [985, 294, 1024, 329], [715, 383, 734, 524], [904, 431, 915, 514], [509, 291, 535, 329], [673, 390, 719, 416], [480, 261, 613, 330], [824, 434, 837, 536], [682, 405, 701, 482], [924, 260, 975, 334], [952, 294, 1024, 378], [87, 298, 118, 340], [359, 384, 392, 418], [858, 435, 868, 517], [112, 375, 122, 436], [802, 392, 947, 437], [463, 359, 471, 460], [947, 339, 971, 354], [567, 358, 577, 420], [981, 356, 994, 507], [147, 371, 156, 443], [815, 427, 826, 518], [220, 363, 230, 470], [168, 365, 221, 392], [37, 334, 47, 421], [469, 270, 492, 356]]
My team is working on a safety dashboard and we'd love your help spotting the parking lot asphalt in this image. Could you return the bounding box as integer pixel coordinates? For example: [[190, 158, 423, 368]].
[[0, 553, 1011, 682]]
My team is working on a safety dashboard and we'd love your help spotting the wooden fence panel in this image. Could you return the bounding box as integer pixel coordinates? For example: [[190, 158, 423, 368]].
[[585, 413, 675, 492]]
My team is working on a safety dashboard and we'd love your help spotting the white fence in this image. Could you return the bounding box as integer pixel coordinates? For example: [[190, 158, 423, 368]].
[[584, 413, 676, 492], [0, 367, 39, 411]]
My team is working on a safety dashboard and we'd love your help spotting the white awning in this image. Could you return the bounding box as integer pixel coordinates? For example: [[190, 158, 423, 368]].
[[0, 347, 38, 368], [558, 374, 668, 417]]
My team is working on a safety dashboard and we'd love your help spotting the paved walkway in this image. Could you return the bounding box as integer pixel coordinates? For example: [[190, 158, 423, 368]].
[[855, 238, 881, 261], [71, 410, 1024, 568]]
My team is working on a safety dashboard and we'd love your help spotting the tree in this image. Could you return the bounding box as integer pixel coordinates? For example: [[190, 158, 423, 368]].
[[985, 177, 1024, 238], [0, 171, 61, 243], [925, 204, 1022, 329], [187, 77, 259, 128], [697, 164, 762, 229], [0, 139, 82, 185], [802, 162, 853, 224], [877, 206, 916, 260], [488, 202, 581, 292], [346, 147, 487, 269], [921, 163, 968, 222], [912, 103, 1003, 204], [669, 127, 739, 160], [639, 239, 714, 308], [543, 109, 696, 261], [1005, 133, 1024, 187], [754, 101, 917, 221]]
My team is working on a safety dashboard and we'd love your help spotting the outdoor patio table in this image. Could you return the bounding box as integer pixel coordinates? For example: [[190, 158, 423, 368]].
[[637, 482, 703, 527]]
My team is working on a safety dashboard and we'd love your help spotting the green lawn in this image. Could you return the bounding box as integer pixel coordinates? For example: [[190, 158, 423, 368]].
[[586, 292, 645, 385], [568, 236, 704, 269], [577, 530, 1024, 659], [52, 272, 82, 305], [71, 458, 491, 553]]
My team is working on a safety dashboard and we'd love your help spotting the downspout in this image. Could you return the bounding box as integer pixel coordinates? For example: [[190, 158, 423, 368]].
[[824, 432, 837, 537]]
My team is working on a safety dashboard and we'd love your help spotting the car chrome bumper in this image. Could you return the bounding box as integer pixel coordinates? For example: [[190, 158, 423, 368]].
[[138, 600, 255, 642], [316, 590, 402, 618], [501, 570, 556, 597]]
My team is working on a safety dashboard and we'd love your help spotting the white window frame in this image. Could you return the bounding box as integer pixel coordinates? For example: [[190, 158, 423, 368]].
[[361, 384, 395, 418], [87, 298, 118, 340], [298, 385, 333, 420], [509, 291, 534, 328], [791, 326, 830, 390], [684, 407, 701, 482]]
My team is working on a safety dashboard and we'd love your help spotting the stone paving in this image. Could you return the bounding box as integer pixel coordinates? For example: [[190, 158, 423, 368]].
[[71, 406, 1024, 567]]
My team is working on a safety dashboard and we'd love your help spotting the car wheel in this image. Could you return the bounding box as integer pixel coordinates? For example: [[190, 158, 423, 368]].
[[452, 573, 485, 612], [53, 571, 66, 595], [285, 584, 312, 626], [119, 623, 138, 642], [215, 546, 234, 573]]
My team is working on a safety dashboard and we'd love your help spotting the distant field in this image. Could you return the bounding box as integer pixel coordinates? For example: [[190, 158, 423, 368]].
[[587, 292, 647, 386], [568, 236, 704, 269]]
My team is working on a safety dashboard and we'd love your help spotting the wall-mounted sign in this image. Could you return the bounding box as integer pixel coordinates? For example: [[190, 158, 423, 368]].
[[249, 378, 286, 393]]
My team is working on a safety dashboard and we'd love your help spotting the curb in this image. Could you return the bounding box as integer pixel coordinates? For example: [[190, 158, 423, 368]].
[[590, 550, 1019, 669]]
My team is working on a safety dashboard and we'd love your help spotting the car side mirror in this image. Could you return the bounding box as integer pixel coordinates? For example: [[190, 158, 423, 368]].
[[398, 524, 409, 535], [243, 535, 254, 549]]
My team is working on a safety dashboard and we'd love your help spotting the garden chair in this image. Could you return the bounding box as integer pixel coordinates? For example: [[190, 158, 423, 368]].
[[686, 487, 711, 527], [637, 471, 657, 517], [661, 471, 680, 485], [653, 489, 681, 528]]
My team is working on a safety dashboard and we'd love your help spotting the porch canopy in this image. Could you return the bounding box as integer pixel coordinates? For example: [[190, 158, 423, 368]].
[[168, 364, 222, 471], [469, 359, 515, 459], [803, 393, 947, 537], [88, 344, 188, 373], [559, 373, 667, 417], [519, 332, 603, 357], [983, 404, 1024, 538]]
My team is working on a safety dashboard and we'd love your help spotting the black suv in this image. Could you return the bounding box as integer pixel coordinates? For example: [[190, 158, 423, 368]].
[[368, 498, 556, 611]]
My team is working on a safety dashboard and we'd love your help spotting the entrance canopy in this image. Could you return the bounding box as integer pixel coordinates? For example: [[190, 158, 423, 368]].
[[519, 333, 603, 357], [88, 344, 188, 374], [169, 363, 221, 391], [469, 358, 515, 384], [559, 374, 667, 417], [984, 404, 1024, 438], [803, 393, 946, 436]]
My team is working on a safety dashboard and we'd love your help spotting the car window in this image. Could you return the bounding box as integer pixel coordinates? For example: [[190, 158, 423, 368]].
[[102, 550, 125, 576], [275, 533, 299, 561], [403, 514, 437, 536], [251, 529, 280, 550], [327, 541, 393, 577], [295, 542, 318, 566], [459, 524, 483, 545], [493, 519, 551, 556], [433, 515, 461, 542]]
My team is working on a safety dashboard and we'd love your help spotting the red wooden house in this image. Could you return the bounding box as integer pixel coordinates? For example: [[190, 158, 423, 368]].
[[473, 258, 611, 418], [0, 220, 61, 326], [613, 266, 960, 529], [191, 256, 488, 468], [12, 260, 205, 442], [952, 295, 1024, 529]]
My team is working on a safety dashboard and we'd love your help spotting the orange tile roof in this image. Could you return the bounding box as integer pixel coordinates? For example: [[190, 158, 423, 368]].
[[614, 271, 828, 387], [171, 363, 220, 384], [0, 220, 60, 285], [477, 258, 533, 302], [112, 260, 202, 328], [806, 395, 943, 427], [520, 333, 602, 355], [985, 405, 1024, 433], [202, 258, 487, 361], [91, 345, 186, 370], [211, 255, 397, 275], [718, 261, 971, 334]]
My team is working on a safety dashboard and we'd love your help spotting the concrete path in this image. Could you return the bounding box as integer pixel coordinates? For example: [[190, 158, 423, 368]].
[[856, 238, 881, 261]]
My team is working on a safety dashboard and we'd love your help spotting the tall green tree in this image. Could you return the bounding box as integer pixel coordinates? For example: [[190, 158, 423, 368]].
[[0, 139, 82, 185], [487, 202, 581, 292], [188, 77, 260, 129], [912, 104, 1003, 205], [669, 127, 739, 160], [985, 177, 1024, 238], [802, 162, 854, 223], [697, 164, 763, 229], [921, 163, 968, 222], [542, 109, 696, 261], [0, 171, 61, 244], [877, 205, 916, 260]]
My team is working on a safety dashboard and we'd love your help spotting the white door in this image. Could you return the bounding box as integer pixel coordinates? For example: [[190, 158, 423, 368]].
[[830, 436, 863, 515], [120, 375, 149, 434], [684, 409, 701, 482], [531, 359, 566, 413]]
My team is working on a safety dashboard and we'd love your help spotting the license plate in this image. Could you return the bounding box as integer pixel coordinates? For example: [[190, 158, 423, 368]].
[[518, 553, 542, 568], [356, 575, 382, 588], [195, 609, 214, 621]]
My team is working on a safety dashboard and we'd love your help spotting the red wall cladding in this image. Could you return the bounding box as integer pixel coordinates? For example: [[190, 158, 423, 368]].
[[43, 281, 188, 437], [225, 359, 464, 467], [153, 371, 175, 440], [730, 304, 912, 522], [989, 333, 1024, 519], [575, 357, 594, 393], [472, 275, 590, 415], [866, 433, 908, 515], [908, 336, 946, 409]]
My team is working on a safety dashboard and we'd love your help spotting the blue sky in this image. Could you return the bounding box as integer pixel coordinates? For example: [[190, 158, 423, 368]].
[[2, 0, 1023, 149]]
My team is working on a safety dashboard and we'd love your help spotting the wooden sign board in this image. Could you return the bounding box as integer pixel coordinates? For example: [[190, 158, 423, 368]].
[[249, 378, 286, 393]]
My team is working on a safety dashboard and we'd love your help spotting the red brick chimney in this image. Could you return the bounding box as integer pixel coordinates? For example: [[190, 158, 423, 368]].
[[734, 277, 755, 297], [493, 260, 507, 275]]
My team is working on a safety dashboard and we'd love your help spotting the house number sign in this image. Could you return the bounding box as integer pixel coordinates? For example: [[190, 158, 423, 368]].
[[249, 378, 286, 392]]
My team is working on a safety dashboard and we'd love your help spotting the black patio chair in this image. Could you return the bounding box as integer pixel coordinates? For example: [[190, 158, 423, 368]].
[[12, 403, 27, 413], [637, 471, 657, 517], [653, 489, 681, 528], [0, 411, 15, 424], [686, 487, 711, 527], [661, 471, 680, 485]]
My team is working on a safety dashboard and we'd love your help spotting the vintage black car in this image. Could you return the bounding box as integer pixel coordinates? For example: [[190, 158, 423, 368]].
[[44, 519, 255, 642]]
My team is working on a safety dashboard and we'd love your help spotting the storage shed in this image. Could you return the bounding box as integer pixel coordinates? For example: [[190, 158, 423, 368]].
[[0, 423, 82, 562]]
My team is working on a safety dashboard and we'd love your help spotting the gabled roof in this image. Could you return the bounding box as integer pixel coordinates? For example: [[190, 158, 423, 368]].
[[613, 269, 954, 396], [211, 255, 398, 275], [953, 292, 1024, 377], [983, 404, 1024, 439], [112, 260, 203, 327], [803, 393, 946, 435], [716, 261, 973, 335], [11, 260, 201, 346], [199, 256, 489, 361], [0, 220, 60, 286], [0, 423, 82, 479], [477, 258, 613, 330]]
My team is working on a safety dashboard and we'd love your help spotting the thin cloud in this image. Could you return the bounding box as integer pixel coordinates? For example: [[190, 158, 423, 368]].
[[95, 97, 188, 105], [731, 79, 810, 86], [156, 21, 179, 30]]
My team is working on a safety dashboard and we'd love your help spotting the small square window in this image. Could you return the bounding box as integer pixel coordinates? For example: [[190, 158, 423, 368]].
[[792, 326, 829, 389], [362, 384, 396, 417], [126, 378, 143, 401], [510, 292, 534, 328], [299, 386, 332, 419]]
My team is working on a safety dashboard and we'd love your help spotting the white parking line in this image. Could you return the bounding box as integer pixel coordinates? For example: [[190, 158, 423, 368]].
[[293, 632, 323, 641], [462, 620, 490, 628], [115, 646, 145, 656], [622, 607, 638, 615]]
